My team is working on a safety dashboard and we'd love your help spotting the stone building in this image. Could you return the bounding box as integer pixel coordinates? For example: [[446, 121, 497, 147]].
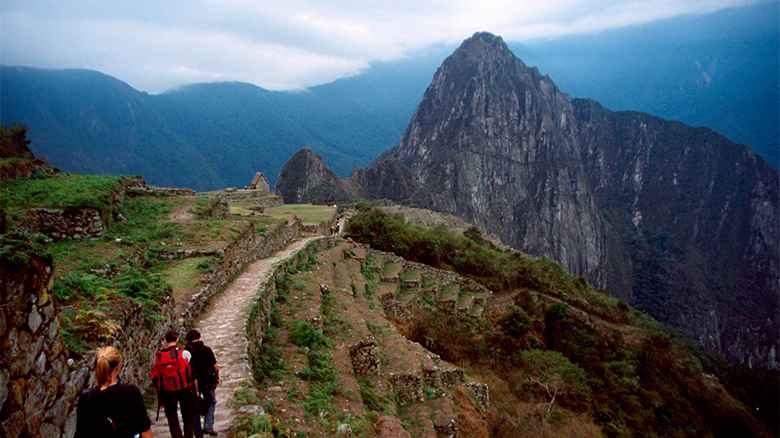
[[250, 172, 270, 194]]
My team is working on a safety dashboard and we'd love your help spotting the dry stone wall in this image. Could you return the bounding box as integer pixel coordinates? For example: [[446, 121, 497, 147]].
[[243, 237, 492, 422], [1, 212, 302, 438], [0, 254, 177, 438], [346, 242, 492, 409], [125, 180, 197, 197], [14, 177, 138, 242], [179, 220, 302, 331], [246, 237, 337, 373], [389, 372, 424, 406], [17, 208, 107, 241], [348, 336, 380, 376]]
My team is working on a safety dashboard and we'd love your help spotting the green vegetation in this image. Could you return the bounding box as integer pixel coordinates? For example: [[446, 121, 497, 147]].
[[1, 170, 287, 361], [265, 204, 336, 225], [347, 207, 630, 321], [347, 207, 774, 437], [0, 227, 52, 269], [250, 325, 286, 384], [0, 124, 34, 159], [1, 172, 131, 215], [290, 321, 342, 416], [357, 376, 390, 413]]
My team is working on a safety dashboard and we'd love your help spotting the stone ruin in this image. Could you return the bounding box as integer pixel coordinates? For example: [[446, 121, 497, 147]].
[[389, 372, 424, 405], [348, 336, 380, 376]]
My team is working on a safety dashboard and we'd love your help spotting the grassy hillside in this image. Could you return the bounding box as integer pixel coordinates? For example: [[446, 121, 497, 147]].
[[2, 170, 776, 437], [342, 206, 778, 437], [0, 171, 281, 359]]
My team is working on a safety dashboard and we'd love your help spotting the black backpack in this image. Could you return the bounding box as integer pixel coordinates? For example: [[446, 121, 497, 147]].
[[75, 388, 120, 438], [185, 342, 216, 387]]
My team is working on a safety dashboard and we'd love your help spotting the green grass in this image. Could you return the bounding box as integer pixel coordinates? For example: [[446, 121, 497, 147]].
[[163, 257, 209, 300], [0, 173, 131, 214], [265, 204, 336, 225], [403, 270, 420, 281]]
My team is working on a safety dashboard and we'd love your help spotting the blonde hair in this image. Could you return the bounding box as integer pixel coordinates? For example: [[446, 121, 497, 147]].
[[94, 346, 121, 388]]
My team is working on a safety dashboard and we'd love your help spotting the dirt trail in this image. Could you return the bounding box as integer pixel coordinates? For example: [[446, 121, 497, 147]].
[[150, 236, 321, 437]]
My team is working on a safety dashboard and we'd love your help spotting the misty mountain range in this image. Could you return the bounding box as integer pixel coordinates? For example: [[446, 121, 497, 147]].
[[273, 31, 779, 371], [1, 2, 777, 193]]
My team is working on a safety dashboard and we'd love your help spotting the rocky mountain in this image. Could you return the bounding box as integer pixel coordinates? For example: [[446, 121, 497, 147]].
[[272, 146, 356, 205], [2, 3, 778, 195], [277, 32, 779, 370]]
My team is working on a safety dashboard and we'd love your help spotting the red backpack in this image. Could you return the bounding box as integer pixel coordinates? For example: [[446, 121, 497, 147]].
[[151, 348, 192, 393]]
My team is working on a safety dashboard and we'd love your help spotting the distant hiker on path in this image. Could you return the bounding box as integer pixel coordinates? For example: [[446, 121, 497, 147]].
[[75, 346, 153, 438], [152, 330, 196, 438], [185, 329, 220, 437]]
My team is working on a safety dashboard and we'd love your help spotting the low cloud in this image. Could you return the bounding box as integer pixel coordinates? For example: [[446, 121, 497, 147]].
[[0, 0, 768, 93]]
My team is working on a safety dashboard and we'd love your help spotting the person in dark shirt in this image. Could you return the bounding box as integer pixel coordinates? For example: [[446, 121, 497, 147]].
[[75, 346, 153, 438], [185, 329, 220, 436]]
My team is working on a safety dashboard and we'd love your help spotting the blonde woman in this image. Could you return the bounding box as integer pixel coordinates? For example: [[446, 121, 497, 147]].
[[75, 346, 153, 438]]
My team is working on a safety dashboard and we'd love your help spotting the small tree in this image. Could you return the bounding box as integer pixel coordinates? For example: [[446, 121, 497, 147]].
[[518, 349, 591, 420], [0, 124, 34, 159]]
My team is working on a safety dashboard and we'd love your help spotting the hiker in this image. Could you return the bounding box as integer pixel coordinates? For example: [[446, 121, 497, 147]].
[[74, 346, 153, 438], [151, 330, 196, 438], [185, 329, 221, 436]]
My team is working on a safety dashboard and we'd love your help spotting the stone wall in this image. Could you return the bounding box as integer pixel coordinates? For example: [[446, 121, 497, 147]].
[[463, 381, 489, 409], [0, 251, 177, 438], [197, 200, 231, 221], [380, 293, 408, 320], [126, 180, 197, 197], [13, 177, 139, 242], [241, 237, 491, 418], [16, 208, 107, 241], [389, 372, 424, 405], [246, 237, 337, 381], [208, 191, 282, 204], [179, 220, 303, 331], [348, 336, 380, 376], [1, 215, 303, 438]]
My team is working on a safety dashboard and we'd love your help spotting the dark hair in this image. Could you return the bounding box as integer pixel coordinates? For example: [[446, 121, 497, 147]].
[[186, 329, 200, 342], [165, 330, 179, 343]]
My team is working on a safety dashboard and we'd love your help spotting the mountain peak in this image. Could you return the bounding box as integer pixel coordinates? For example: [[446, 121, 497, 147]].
[[452, 32, 512, 62]]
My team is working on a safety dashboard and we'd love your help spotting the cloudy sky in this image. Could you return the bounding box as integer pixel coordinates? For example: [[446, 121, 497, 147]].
[[1, 0, 770, 93]]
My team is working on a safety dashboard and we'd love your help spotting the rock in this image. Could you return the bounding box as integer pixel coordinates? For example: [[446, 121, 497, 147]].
[[272, 147, 355, 204], [238, 405, 264, 415], [0, 369, 9, 411], [337, 423, 352, 437], [27, 305, 42, 334]]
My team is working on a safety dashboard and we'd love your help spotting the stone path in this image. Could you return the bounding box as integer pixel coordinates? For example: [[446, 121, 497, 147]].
[[150, 236, 321, 437]]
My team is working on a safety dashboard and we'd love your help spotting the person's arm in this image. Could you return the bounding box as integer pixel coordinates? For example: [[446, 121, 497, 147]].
[[140, 429, 153, 438], [213, 363, 220, 386]]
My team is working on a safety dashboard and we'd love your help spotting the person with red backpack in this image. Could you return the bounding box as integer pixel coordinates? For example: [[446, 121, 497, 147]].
[[151, 330, 196, 438]]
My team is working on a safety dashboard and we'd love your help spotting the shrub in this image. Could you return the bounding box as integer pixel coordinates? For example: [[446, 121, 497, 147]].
[[500, 306, 532, 338], [516, 349, 591, 412], [290, 321, 329, 349]]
